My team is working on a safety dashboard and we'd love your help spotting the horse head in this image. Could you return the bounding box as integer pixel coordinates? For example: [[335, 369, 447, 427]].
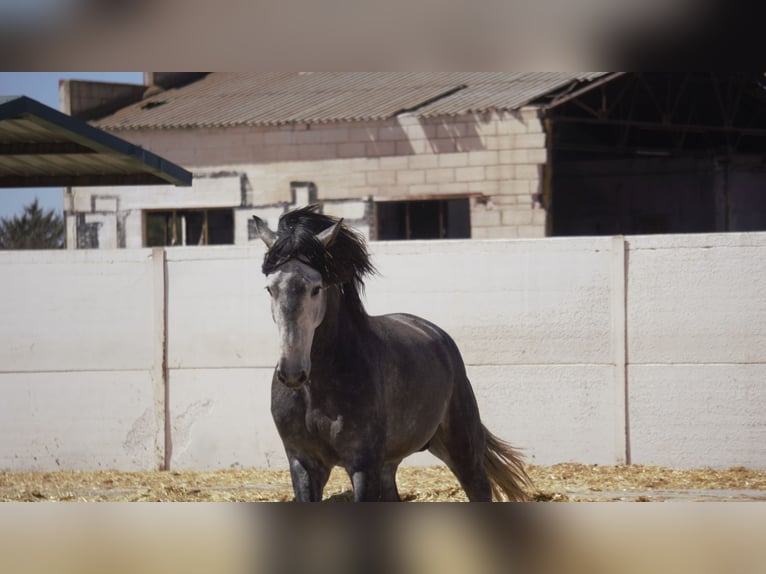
[[253, 214, 341, 387]]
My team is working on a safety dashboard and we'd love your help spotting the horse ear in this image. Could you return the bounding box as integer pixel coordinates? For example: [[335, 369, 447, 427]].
[[317, 219, 343, 248], [252, 215, 277, 248]]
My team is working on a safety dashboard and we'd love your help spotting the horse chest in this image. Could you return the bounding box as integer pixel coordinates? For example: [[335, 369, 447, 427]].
[[273, 381, 382, 456], [304, 409, 345, 441]]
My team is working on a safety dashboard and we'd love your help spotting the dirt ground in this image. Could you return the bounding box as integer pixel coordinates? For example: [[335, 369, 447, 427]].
[[2, 463, 766, 502]]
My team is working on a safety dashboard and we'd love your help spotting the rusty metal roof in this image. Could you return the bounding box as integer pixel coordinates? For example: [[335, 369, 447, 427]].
[[0, 96, 192, 188], [93, 72, 610, 130]]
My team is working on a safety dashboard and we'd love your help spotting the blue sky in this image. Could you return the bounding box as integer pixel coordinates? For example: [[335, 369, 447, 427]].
[[0, 72, 144, 220]]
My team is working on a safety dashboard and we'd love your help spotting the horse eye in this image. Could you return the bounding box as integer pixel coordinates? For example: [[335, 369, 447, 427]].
[[310, 286, 321, 297], [265, 286, 273, 296]]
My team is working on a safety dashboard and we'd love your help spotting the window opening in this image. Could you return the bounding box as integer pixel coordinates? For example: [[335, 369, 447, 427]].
[[376, 198, 470, 240], [145, 208, 234, 246]]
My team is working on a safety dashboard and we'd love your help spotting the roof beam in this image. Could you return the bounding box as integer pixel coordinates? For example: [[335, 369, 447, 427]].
[[543, 73, 626, 110], [0, 173, 174, 188], [0, 142, 97, 155]]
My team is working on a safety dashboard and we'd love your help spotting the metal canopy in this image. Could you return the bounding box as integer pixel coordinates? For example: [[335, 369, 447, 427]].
[[0, 96, 192, 188]]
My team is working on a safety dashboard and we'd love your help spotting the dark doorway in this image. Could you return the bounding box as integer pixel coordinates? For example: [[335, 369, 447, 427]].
[[545, 73, 766, 235]]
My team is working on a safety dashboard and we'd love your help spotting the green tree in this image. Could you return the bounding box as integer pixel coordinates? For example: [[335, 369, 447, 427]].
[[0, 199, 64, 249]]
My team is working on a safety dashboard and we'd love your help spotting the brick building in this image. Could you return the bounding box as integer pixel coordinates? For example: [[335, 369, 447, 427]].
[[62, 72, 766, 249], [61, 72, 604, 248]]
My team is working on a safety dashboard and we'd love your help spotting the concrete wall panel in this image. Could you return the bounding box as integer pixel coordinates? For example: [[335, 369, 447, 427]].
[[166, 247, 276, 369], [168, 368, 282, 470], [629, 365, 766, 469], [0, 250, 157, 372], [469, 365, 618, 466], [0, 371, 159, 471], [162, 238, 621, 469], [628, 233, 766, 364], [368, 239, 616, 365]]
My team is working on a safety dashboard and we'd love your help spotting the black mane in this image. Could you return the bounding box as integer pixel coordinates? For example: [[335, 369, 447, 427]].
[[262, 205, 376, 319]]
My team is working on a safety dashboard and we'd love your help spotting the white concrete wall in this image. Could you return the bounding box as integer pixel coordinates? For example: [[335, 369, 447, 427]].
[[0, 249, 165, 471], [163, 247, 282, 469], [626, 234, 766, 468], [366, 238, 623, 467], [1, 233, 765, 472]]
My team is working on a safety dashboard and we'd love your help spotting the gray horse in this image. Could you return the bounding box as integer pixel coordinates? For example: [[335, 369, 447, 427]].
[[253, 205, 530, 502]]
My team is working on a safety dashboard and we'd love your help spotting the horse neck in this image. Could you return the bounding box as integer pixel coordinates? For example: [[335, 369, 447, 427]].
[[312, 284, 366, 360]]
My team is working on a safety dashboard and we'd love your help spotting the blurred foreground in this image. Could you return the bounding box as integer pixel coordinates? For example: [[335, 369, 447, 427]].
[[1, 0, 758, 69], [1, 503, 765, 574]]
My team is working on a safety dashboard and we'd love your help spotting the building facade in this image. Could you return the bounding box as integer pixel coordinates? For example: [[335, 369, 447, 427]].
[[64, 72, 766, 249], [62, 73, 601, 248]]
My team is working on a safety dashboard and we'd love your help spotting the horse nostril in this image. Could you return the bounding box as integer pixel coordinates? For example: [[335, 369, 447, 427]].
[[276, 366, 308, 387]]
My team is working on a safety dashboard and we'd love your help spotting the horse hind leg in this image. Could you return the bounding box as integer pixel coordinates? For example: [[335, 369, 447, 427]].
[[429, 376, 531, 502], [428, 429, 493, 502]]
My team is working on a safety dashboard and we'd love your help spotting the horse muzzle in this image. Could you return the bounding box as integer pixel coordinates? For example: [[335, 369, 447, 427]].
[[276, 361, 310, 388]]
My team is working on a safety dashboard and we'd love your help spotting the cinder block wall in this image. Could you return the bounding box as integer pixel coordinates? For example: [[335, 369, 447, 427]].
[[69, 109, 549, 248]]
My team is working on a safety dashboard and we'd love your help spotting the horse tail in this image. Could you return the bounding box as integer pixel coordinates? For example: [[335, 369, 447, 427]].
[[483, 427, 532, 501]]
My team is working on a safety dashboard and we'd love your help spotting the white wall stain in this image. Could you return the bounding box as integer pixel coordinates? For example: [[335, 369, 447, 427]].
[[123, 408, 154, 461], [171, 399, 214, 457]]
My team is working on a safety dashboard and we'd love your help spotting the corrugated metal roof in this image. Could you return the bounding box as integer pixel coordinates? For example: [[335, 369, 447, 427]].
[[93, 72, 610, 130], [0, 96, 192, 187]]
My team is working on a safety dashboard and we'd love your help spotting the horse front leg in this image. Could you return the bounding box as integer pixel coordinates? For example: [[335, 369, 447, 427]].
[[350, 469, 382, 501], [344, 428, 386, 501], [348, 453, 385, 501], [288, 454, 330, 502]]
